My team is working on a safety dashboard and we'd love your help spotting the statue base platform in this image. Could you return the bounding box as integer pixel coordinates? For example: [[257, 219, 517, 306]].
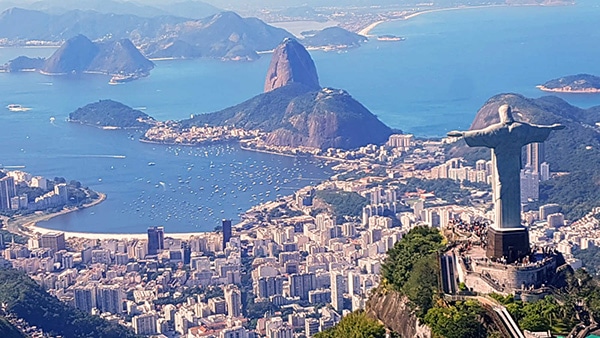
[[486, 227, 530, 263]]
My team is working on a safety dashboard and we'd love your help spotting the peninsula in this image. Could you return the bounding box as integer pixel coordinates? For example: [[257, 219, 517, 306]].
[[537, 74, 600, 93]]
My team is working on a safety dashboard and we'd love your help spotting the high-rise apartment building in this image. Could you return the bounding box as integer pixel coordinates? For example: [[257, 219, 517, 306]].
[[0, 176, 16, 210], [289, 273, 316, 300], [40, 232, 66, 252], [224, 285, 242, 318], [330, 273, 344, 312], [147, 226, 164, 255], [255, 276, 285, 299], [222, 219, 232, 250], [96, 284, 122, 314], [525, 142, 545, 174], [54, 183, 69, 204], [265, 317, 293, 338], [520, 168, 539, 203], [31, 176, 47, 190], [305, 318, 320, 337], [73, 285, 96, 313], [540, 162, 550, 181], [132, 312, 158, 335]]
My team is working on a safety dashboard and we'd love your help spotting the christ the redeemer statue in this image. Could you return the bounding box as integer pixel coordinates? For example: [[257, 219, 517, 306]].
[[448, 104, 564, 231]]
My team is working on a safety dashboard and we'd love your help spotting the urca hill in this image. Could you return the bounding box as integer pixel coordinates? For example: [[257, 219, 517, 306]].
[[181, 38, 392, 150]]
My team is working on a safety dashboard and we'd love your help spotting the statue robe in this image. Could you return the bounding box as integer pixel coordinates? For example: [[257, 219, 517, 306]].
[[463, 122, 553, 229]]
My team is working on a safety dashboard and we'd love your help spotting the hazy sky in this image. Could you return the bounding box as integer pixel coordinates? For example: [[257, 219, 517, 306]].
[[0, 0, 459, 11]]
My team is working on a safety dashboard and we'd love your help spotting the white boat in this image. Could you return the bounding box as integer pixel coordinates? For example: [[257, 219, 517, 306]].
[[6, 104, 31, 112]]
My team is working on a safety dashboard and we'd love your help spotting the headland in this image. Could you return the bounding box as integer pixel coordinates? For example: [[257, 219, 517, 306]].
[[537, 74, 600, 93]]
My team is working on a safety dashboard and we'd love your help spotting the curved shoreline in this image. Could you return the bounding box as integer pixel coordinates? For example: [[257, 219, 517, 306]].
[[536, 85, 600, 94], [8, 192, 107, 237], [19, 192, 212, 239], [359, 3, 571, 36]]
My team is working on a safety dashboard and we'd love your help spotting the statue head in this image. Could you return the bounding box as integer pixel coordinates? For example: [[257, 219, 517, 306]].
[[499, 104, 515, 124]]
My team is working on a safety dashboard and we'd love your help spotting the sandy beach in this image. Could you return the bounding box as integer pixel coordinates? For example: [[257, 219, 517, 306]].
[[8, 192, 211, 240], [358, 20, 386, 36], [358, 3, 565, 36], [27, 225, 208, 240], [358, 6, 489, 36], [7, 192, 107, 237]]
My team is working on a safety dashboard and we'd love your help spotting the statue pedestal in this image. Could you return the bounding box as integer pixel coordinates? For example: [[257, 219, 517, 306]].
[[486, 227, 530, 263]]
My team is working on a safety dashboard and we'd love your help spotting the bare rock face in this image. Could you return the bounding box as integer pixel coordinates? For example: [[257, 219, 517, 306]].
[[264, 38, 320, 92], [365, 289, 431, 338]]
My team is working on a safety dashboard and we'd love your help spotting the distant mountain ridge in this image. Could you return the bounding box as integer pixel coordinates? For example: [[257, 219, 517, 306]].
[[0, 8, 293, 61], [0, 0, 221, 18], [0, 7, 364, 61], [2, 35, 154, 80], [143, 11, 293, 61], [0, 7, 186, 42]]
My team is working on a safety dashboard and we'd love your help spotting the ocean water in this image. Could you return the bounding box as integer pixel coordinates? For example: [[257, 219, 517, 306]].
[[315, 0, 600, 135], [1, 0, 600, 233]]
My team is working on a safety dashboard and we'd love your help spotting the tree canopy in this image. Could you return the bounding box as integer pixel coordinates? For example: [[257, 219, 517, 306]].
[[315, 310, 386, 338], [424, 300, 487, 338], [382, 226, 444, 317], [0, 268, 136, 338]]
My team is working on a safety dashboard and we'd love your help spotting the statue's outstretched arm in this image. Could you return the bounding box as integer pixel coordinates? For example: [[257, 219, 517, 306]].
[[447, 130, 464, 137], [530, 123, 565, 130]]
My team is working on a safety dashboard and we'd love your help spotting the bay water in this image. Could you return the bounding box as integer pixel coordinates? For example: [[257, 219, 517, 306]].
[[1, 0, 599, 233]]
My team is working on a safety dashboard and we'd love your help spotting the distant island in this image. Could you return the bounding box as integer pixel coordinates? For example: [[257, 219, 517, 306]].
[[537, 74, 600, 93], [377, 34, 405, 42], [1, 35, 154, 83], [69, 100, 156, 129], [301, 27, 368, 51]]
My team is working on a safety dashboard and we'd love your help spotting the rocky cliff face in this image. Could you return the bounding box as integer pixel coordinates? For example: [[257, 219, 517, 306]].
[[366, 289, 431, 338], [264, 38, 320, 92]]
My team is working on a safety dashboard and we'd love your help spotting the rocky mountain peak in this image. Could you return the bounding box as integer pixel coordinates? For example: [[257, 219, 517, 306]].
[[264, 38, 320, 92]]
